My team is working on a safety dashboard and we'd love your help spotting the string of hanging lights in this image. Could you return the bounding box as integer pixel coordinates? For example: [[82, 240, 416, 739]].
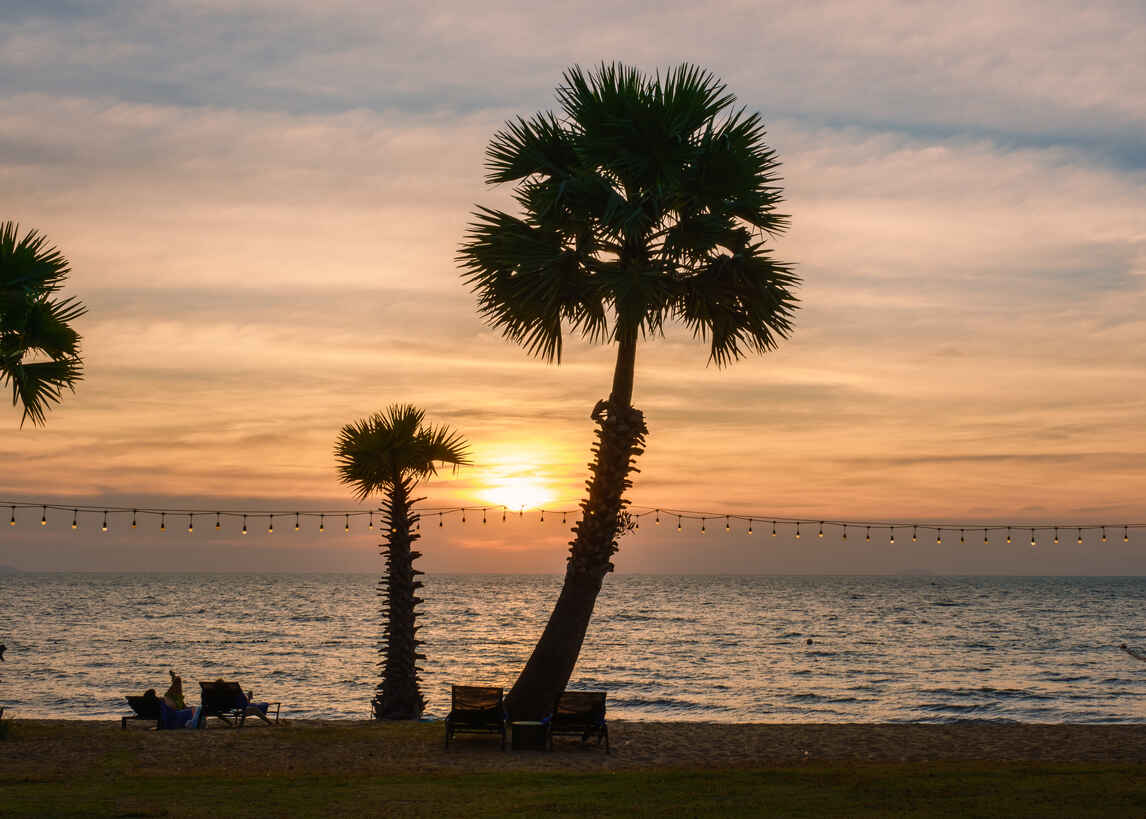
[[2, 500, 1142, 545]]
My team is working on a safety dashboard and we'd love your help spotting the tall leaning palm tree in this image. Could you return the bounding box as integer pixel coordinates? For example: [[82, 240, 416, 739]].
[[0, 222, 86, 427], [334, 405, 470, 720], [459, 63, 799, 718]]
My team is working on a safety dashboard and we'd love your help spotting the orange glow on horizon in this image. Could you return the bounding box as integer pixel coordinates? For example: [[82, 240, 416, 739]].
[[480, 477, 556, 512]]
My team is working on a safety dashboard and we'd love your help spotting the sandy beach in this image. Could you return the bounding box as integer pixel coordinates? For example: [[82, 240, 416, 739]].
[[6, 719, 1146, 775]]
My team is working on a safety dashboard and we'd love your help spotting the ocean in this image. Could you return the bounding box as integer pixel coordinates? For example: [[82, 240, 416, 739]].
[[1, 574, 1144, 723]]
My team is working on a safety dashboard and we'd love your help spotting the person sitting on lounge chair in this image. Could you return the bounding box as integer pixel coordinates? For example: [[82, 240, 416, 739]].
[[163, 670, 186, 709]]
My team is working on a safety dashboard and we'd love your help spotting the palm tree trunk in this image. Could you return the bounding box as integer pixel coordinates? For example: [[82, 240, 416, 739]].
[[506, 333, 647, 719], [373, 477, 427, 719]]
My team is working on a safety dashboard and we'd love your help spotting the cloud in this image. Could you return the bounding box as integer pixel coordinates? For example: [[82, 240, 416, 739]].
[[3, 1, 1146, 572]]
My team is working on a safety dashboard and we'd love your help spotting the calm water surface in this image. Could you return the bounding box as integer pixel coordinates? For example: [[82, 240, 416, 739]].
[[1, 574, 1144, 722]]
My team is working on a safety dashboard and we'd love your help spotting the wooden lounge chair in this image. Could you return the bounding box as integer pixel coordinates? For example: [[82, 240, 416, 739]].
[[199, 681, 281, 728], [121, 691, 162, 729], [444, 685, 506, 749], [548, 690, 609, 752]]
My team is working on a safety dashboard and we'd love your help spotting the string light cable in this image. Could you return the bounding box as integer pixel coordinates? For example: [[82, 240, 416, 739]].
[[2, 501, 1142, 545]]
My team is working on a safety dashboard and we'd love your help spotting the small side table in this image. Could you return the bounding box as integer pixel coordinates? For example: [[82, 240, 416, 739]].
[[510, 720, 548, 751]]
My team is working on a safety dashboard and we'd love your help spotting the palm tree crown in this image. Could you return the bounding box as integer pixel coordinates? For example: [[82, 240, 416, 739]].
[[458, 62, 799, 370], [335, 404, 471, 501], [0, 221, 86, 426]]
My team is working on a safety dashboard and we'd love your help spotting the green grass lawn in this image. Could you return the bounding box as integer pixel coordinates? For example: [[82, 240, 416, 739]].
[[2, 720, 1144, 817], [4, 763, 1145, 817]]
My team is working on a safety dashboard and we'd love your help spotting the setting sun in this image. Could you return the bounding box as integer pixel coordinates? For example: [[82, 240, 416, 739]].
[[481, 477, 556, 511]]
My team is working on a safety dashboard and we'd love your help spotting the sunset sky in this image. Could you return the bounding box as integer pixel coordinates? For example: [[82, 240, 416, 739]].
[[2, 1, 1144, 574]]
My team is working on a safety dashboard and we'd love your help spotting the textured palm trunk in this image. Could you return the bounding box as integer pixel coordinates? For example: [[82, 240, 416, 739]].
[[372, 476, 427, 720], [506, 333, 647, 719]]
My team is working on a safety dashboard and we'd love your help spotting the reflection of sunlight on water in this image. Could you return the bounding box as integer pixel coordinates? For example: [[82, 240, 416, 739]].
[[5, 574, 1146, 722]]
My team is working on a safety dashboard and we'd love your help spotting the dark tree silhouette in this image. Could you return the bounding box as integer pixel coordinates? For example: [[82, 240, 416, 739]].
[[0, 222, 86, 426], [334, 405, 470, 720], [459, 63, 799, 718]]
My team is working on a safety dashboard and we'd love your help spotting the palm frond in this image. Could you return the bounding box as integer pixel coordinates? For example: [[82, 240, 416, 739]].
[[673, 247, 800, 367], [4, 357, 83, 427], [334, 405, 470, 501], [1, 222, 85, 426], [460, 62, 798, 368]]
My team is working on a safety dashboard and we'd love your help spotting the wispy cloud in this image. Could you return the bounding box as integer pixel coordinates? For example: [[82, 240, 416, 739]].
[[2, 0, 1144, 573]]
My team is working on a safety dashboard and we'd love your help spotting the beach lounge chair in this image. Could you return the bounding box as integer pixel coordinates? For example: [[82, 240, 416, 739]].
[[199, 681, 281, 728], [121, 691, 162, 729], [444, 685, 506, 750], [158, 700, 203, 730], [548, 690, 609, 752]]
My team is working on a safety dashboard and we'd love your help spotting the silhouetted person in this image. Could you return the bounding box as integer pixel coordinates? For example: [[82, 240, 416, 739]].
[[163, 670, 186, 709]]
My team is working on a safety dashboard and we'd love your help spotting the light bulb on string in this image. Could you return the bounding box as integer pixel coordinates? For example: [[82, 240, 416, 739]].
[[71, 509, 77, 530], [319, 515, 325, 533], [818, 522, 824, 538], [102, 511, 109, 532], [936, 529, 942, 544], [1101, 526, 1107, 543], [771, 521, 777, 537], [187, 514, 193, 534], [983, 531, 989, 544], [160, 513, 166, 532], [345, 514, 350, 533], [1124, 526, 1129, 543], [439, 512, 443, 528], [561, 512, 567, 525], [865, 526, 870, 543], [368, 512, 373, 530], [795, 522, 800, 539], [747, 519, 753, 535], [842, 524, 848, 541], [462, 510, 467, 524], [241, 515, 247, 535], [268, 515, 274, 534], [482, 508, 488, 525], [701, 518, 706, 534], [131, 510, 137, 529], [1006, 527, 1012, 544], [960, 529, 965, 544], [676, 516, 682, 532], [502, 507, 507, 523], [725, 517, 730, 532], [540, 510, 544, 523], [1053, 527, 1059, 544], [1030, 529, 1036, 547], [41, 506, 46, 526], [8, 506, 14, 526], [295, 513, 300, 532], [889, 527, 895, 544], [519, 506, 524, 519], [216, 512, 221, 531], [1077, 528, 1082, 545], [655, 510, 661, 525]]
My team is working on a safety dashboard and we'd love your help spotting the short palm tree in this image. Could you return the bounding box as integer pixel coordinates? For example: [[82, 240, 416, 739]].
[[458, 63, 799, 718], [334, 405, 470, 720], [0, 222, 86, 427]]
